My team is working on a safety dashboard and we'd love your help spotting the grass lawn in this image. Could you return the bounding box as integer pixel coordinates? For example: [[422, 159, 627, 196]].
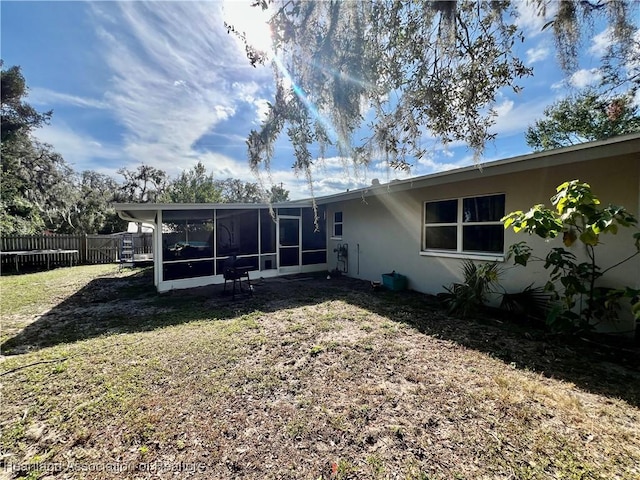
[[1, 264, 639, 479]]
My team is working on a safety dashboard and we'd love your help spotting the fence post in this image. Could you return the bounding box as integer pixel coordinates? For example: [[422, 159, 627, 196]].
[[82, 234, 88, 265]]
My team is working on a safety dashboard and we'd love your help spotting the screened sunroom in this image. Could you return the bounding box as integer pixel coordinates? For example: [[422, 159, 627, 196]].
[[114, 203, 328, 292]]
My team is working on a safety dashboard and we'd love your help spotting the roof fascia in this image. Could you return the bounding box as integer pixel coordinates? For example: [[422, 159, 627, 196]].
[[315, 134, 640, 205], [113, 202, 315, 211]]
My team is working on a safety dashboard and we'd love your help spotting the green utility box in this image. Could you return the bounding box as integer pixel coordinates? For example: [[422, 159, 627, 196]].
[[382, 272, 407, 291]]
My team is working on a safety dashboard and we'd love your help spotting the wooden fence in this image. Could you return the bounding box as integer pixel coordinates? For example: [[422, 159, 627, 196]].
[[1, 233, 153, 272]]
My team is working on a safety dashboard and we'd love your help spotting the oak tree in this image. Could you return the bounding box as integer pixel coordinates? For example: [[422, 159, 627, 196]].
[[526, 90, 640, 150], [234, 1, 638, 186], [1, 62, 76, 234]]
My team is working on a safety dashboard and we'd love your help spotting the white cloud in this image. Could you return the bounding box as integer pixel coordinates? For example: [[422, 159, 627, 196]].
[[416, 156, 472, 173], [526, 46, 550, 64], [490, 99, 546, 137], [494, 99, 514, 117], [29, 87, 108, 109], [569, 69, 602, 88], [222, 0, 273, 54], [88, 1, 274, 181], [245, 153, 422, 200], [252, 98, 270, 124], [232, 81, 271, 124], [514, 1, 557, 37], [33, 122, 121, 174], [197, 150, 254, 180], [589, 28, 613, 57]]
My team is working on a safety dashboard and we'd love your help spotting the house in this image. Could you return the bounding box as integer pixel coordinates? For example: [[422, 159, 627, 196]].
[[115, 133, 639, 332]]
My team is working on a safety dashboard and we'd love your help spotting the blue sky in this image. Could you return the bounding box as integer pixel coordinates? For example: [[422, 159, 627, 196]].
[[1, 1, 633, 199]]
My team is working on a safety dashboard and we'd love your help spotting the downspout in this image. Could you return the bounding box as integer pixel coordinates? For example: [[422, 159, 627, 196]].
[[154, 210, 161, 289]]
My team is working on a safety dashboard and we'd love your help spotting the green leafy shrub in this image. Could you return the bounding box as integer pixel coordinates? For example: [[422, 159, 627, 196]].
[[503, 180, 640, 333]]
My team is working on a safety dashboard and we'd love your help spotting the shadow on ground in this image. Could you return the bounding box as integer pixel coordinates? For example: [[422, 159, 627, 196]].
[[2, 269, 639, 407]]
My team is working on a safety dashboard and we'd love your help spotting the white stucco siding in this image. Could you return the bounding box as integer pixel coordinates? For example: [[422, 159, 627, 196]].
[[328, 194, 422, 281], [326, 155, 639, 321], [499, 155, 640, 294]]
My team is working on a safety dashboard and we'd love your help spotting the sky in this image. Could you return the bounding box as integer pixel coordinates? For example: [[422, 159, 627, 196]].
[[1, 1, 634, 200]]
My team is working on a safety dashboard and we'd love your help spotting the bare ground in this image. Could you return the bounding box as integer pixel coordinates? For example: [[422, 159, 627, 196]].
[[1, 266, 639, 479]]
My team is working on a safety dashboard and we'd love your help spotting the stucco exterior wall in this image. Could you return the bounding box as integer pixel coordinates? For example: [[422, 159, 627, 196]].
[[326, 155, 639, 333]]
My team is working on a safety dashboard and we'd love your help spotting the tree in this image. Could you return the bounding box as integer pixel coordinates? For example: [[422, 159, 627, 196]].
[[237, 1, 637, 186], [267, 183, 290, 203], [163, 161, 222, 203], [117, 164, 168, 203], [213, 178, 290, 203], [503, 180, 640, 332], [598, 8, 640, 96], [1, 62, 77, 234], [215, 178, 265, 203], [1, 137, 77, 234], [70, 171, 126, 234], [1, 61, 51, 143], [526, 90, 640, 151], [163, 162, 290, 204]]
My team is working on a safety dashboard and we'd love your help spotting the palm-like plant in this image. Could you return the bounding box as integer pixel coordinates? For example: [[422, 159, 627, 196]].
[[440, 260, 502, 317]]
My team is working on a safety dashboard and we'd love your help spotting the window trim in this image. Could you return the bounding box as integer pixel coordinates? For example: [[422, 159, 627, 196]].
[[422, 193, 505, 256], [419, 250, 505, 262]]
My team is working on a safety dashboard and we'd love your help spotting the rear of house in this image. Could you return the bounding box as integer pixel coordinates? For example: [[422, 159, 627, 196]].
[[115, 134, 639, 333], [318, 134, 639, 333]]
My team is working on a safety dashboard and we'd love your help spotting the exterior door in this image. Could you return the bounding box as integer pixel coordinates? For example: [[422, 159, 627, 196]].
[[278, 216, 301, 273]]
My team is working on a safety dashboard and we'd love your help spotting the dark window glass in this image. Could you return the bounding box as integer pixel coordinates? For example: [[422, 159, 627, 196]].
[[463, 225, 504, 253], [462, 194, 505, 222], [163, 260, 214, 281], [425, 226, 457, 250], [216, 256, 259, 274], [163, 210, 213, 222], [333, 211, 343, 237], [279, 218, 299, 246], [236, 210, 259, 255], [426, 200, 458, 223], [280, 247, 299, 266], [278, 208, 300, 216], [302, 207, 326, 250], [302, 250, 327, 265], [216, 209, 258, 256], [260, 209, 276, 253], [162, 210, 214, 261]]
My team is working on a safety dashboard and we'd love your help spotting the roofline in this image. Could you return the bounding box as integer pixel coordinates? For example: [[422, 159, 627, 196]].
[[314, 133, 640, 204], [113, 201, 314, 211], [114, 134, 640, 218], [113, 201, 319, 225]]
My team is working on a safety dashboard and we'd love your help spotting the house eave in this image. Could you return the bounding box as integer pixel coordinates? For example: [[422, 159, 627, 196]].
[[314, 133, 640, 205], [113, 201, 316, 224]]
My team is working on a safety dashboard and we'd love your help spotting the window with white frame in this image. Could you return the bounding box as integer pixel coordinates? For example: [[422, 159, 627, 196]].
[[423, 194, 505, 254], [332, 211, 343, 238]]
